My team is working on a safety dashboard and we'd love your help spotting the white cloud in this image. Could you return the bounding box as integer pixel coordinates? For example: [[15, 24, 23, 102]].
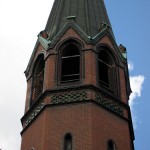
[[0, 136, 20, 150], [129, 75, 145, 129], [128, 61, 134, 71], [128, 61, 145, 129], [129, 75, 145, 107]]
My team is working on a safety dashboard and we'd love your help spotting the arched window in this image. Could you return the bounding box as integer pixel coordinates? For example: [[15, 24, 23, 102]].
[[64, 134, 72, 150], [108, 140, 116, 150], [32, 55, 45, 102], [98, 47, 115, 90], [60, 43, 80, 83]]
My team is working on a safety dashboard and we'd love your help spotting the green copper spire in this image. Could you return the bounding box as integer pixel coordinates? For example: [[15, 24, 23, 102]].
[[45, 0, 114, 41]]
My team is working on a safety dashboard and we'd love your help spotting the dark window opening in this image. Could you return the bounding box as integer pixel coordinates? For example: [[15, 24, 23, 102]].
[[64, 134, 72, 150], [98, 50, 114, 88], [61, 44, 80, 83], [99, 60, 109, 86], [108, 141, 116, 150], [32, 56, 45, 101]]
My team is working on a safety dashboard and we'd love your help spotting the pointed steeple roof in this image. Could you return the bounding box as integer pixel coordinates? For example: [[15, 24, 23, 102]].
[[45, 0, 114, 41]]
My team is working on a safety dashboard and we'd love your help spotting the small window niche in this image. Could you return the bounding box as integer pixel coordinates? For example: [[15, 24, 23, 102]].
[[60, 42, 80, 83], [32, 55, 45, 102], [98, 48, 115, 90], [108, 140, 116, 150], [64, 133, 72, 150]]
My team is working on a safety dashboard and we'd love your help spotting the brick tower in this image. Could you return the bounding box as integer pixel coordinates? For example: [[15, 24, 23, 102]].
[[21, 0, 135, 150]]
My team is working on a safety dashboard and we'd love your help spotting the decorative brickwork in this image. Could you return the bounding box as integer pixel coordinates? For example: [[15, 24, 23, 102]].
[[24, 102, 45, 127], [95, 93, 123, 115], [51, 90, 87, 104]]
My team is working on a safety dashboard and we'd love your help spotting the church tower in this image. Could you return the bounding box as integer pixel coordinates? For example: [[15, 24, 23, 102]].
[[21, 0, 134, 150]]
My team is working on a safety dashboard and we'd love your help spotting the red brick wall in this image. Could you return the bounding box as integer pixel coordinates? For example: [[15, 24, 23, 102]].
[[24, 78, 32, 113], [21, 110, 47, 150], [84, 50, 97, 85], [92, 104, 132, 150], [119, 67, 128, 103], [21, 103, 133, 150], [43, 103, 93, 150], [21, 103, 93, 150], [44, 54, 56, 90]]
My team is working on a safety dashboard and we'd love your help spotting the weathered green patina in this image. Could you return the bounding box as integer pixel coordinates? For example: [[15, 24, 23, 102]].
[[45, 0, 114, 41]]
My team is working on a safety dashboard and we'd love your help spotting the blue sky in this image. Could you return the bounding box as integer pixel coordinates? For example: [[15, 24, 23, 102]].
[[0, 0, 149, 149]]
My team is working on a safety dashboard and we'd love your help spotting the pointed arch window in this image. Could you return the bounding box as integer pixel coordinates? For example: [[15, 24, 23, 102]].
[[64, 133, 72, 150], [60, 43, 80, 83], [98, 47, 115, 90], [32, 55, 45, 102]]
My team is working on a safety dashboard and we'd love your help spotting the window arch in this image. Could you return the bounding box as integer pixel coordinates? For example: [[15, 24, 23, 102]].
[[60, 42, 81, 83], [32, 55, 45, 103], [64, 133, 72, 150], [108, 140, 116, 150], [98, 47, 115, 90]]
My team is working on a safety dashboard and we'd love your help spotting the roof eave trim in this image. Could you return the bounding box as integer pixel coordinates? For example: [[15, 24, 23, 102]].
[[46, 20, 110, 48]]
